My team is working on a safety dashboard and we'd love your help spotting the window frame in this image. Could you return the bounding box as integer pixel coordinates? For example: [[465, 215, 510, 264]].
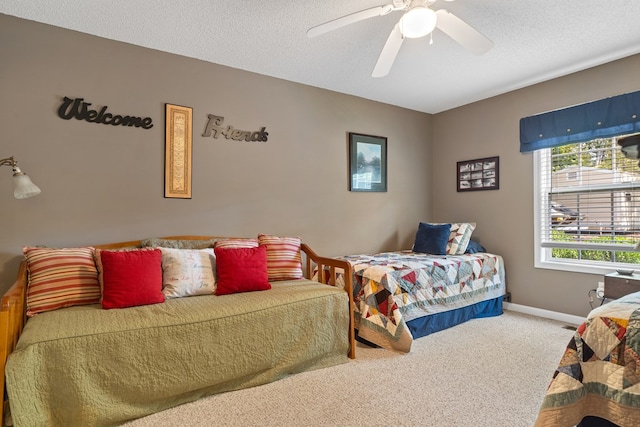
[[533, 138, 640, 275]]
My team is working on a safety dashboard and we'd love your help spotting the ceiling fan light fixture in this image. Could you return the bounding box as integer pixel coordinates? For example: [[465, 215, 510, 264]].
[[399, 6, 437, 38]]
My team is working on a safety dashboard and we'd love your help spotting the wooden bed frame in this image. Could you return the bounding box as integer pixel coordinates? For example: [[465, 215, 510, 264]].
[[0, 236, 355, 425]]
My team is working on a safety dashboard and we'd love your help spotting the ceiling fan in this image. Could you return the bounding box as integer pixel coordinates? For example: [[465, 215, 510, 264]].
[[306, 0, 493, 77]]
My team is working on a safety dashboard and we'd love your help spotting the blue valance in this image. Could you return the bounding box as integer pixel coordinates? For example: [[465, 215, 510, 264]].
[[519, 90, 640, 153]]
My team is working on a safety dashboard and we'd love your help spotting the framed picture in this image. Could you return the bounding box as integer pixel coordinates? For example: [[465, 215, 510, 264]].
[[457, 156, 499, 192], [349, 132, 387, 192], [165, 104, 193, 199]]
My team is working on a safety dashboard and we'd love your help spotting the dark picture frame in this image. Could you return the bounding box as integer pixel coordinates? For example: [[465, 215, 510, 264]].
[[349, 132, 387, 192], [457, 156, 499, 192]]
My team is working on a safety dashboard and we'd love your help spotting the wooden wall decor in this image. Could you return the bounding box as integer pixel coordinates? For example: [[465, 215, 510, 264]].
[[165, 104, 193, 199]]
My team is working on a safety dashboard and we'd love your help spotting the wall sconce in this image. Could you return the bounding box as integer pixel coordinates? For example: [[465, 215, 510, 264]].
[[0, 156, 41, 199]]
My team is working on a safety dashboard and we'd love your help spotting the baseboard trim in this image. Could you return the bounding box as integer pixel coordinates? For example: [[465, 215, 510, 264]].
[[503, 302, 585, 326]]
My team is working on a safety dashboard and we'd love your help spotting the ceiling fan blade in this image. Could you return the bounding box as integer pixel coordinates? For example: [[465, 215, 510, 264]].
[[372, 24, 404, 78], [307, 5, 393, 38], [435, 9, 493, 55]]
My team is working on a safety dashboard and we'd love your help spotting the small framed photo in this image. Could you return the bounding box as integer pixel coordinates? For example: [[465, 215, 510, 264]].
[[349, 132, 387, 192], [457, 156, 499, 192]]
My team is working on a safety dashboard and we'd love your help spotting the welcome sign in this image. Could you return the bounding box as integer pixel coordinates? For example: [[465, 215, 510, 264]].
[[57, 96, 154, 129]]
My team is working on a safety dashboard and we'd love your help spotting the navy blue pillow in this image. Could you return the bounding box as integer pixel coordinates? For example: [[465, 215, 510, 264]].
[[413, 223, 451, 255], [465, 239, 486, 254]]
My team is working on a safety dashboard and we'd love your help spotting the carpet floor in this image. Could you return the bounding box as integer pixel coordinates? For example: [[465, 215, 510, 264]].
[[124, 310, 577, 427]]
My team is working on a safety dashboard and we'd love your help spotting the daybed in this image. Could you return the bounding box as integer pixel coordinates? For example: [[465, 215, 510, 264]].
[[535, 291, 640, 427], [324, 222, 506, 352], [0, 235, 355, 427]]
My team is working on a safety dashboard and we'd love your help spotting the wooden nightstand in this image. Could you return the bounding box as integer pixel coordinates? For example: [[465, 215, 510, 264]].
[[604, 272, 640, 299]]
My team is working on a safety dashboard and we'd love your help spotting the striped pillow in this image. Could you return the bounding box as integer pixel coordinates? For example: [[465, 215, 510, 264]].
[[213, 238, 259, 249], [257, 234, 303, 281], [23, 247, 101, 316]]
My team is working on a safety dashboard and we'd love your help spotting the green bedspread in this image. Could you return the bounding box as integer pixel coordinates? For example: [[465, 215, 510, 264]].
[[6, 280, 349, 426]]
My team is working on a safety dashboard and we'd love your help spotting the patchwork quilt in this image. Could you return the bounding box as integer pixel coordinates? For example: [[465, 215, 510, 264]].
[[535, 292, 640, 427], [335, 250, 505, 352]]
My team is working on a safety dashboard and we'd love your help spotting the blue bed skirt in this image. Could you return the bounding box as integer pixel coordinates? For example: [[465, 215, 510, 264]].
[[355, 296, 504, 347], [406, 296, 504, 340]]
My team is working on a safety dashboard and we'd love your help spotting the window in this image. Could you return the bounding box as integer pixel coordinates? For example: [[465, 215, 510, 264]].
[[534, 135, 640, 274]]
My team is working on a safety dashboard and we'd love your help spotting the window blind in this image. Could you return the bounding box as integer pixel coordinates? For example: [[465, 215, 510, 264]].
[[539, 137, 640, 260]]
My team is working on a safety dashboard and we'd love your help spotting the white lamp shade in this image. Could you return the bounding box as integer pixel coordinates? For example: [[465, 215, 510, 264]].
[[13, 174, 41, 199], [400, 7, 437, 38]]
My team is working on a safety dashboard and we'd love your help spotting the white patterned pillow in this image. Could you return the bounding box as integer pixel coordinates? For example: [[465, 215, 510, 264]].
[[447, 223, 476, 255], [160, 248, 216, 298]]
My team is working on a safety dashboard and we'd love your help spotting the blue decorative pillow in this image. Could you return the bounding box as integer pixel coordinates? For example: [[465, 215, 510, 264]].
[[465, 239, 486, 254], [413, 223, 451, 255]]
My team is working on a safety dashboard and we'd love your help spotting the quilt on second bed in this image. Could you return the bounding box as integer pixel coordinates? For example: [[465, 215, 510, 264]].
[[337, 250, 505, 352], [535, 292, 640, 427]]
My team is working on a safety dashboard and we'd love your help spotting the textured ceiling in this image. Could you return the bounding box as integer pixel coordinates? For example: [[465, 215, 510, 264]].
[[3, 0, 640, 113]]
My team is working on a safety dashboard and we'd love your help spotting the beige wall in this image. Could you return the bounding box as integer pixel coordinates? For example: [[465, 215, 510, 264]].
[[432, 54, 640, 317], [0, 14, 432, 293], [3, 13, 640, 318]]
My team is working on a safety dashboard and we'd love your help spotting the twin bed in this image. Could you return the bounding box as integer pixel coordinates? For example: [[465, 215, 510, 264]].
[[314, 221, 507, 352], [336, 250, 505, 352], [1, 236, 354, 426]]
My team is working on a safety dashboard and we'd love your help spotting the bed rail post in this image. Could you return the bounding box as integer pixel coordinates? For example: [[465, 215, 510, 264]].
[[0, 261, 27, 426], [300, 244, 355, 359]]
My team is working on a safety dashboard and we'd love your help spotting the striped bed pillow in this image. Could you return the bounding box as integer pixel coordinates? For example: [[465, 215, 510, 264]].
[[213, 238, 259, 249], [23, 246, 101, 316], [257, 234, 303, 281]]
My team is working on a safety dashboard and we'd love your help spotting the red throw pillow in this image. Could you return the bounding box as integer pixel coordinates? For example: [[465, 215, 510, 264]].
[[99, 248, 165, 309], [214, 246, 271, 295]]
